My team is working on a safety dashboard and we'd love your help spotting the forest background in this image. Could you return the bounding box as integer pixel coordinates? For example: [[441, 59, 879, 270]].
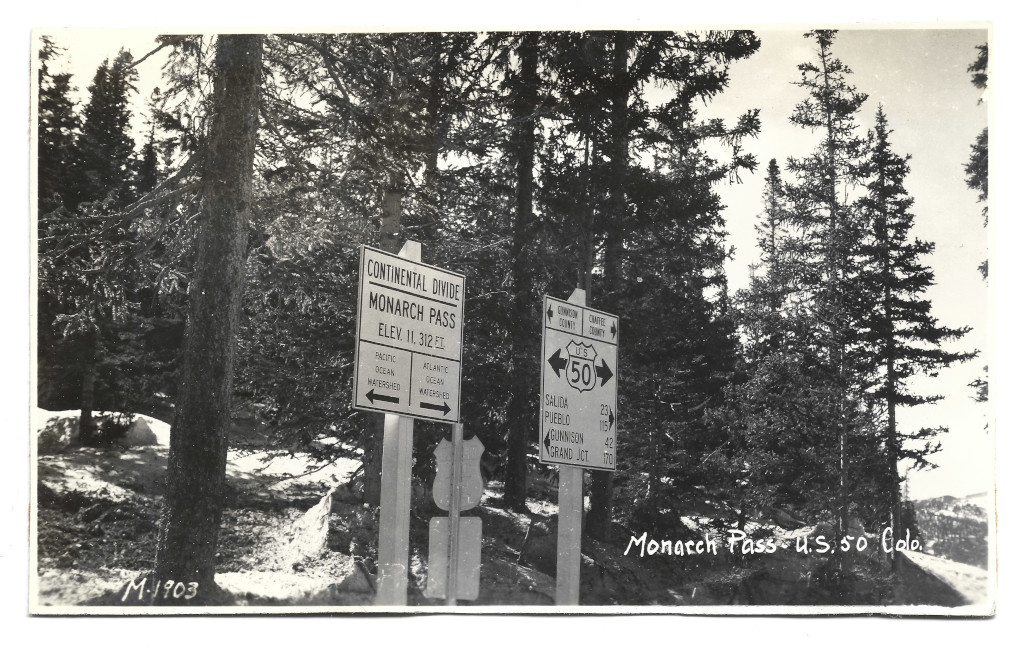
[[8, 0, 1024, 642]]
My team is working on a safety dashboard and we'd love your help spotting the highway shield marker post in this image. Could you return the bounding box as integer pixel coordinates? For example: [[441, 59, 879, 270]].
[[352, 242, 465, 605], [425, 424, 485, 604], [540, 289, 619, 605]]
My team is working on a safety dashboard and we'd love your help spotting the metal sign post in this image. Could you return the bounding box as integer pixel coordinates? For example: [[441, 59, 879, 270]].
[[375, 410, 414, 605], [540, 287, 619, 605], [372, 241, 420, 606]]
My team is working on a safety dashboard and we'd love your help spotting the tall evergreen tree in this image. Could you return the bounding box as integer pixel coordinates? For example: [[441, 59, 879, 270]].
[[532, 31, 761, 537], [154, 34, 263, 602], [857, 106, 975, 569], [502, 31, 542, 512], [37, 49, 145, 441], [36, 37, 82, 411], [37, 37, 81, 213], [76, 50, 140, 208], [783, 30, 872, 555], [965, 42, 989, 404], [965, 44, 988, 269], [743, 158, 795, 359]]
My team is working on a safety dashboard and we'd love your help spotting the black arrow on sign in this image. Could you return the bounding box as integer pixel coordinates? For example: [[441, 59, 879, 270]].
[[608, 408, 615, 428], [366, 389, 399, 405], [543, 429, 551, 456], [548, 349, 567, 377], [547, 304, 554, 322], [610, 322, 617, 339], [419, 401, 452, 416], [596, 359, 614, 386]]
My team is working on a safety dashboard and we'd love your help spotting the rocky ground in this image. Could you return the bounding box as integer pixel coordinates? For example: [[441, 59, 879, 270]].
[[32, 410, 985, 610]]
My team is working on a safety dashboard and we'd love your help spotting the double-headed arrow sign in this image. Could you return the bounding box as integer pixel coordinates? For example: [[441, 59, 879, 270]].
[[547, 349, 613, 387]]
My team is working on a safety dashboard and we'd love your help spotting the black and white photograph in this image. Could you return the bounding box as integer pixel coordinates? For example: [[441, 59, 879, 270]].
[[27, 17, 999, 618]]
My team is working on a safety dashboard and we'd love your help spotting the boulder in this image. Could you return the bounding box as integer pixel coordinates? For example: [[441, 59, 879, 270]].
[[335, 563, 374, 593], [769, 507, 807, 531], [37, 414, 78, 455], [124, 417, 158, 446], [811, 521, 836, 541], [277, 491, 333, 568], [519, 519, 559, 577]]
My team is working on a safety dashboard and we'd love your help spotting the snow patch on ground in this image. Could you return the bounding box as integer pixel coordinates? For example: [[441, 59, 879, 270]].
[[526, 498, 558, 517], [33, 409, 172, 447], [226, 451, 360, 492], [904, 550, 989, 605], [38, 446, 167, 503], [216, 570, 342, 601]]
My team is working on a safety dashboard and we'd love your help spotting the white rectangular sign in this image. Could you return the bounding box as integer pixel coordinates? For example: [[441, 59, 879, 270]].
[[353, 245, 465, 422], [539, 295, 618, 471]]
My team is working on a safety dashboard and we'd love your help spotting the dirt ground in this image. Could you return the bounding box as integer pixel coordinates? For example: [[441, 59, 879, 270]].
[[32, 411, 979, 610]]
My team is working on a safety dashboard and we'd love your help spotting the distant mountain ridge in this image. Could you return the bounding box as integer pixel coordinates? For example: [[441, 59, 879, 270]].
[[912, 493, 989, 569]]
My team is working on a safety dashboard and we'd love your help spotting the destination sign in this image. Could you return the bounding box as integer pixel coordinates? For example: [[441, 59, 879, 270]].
[[353, 245, 465, 422], [539, 294, 618, 471]]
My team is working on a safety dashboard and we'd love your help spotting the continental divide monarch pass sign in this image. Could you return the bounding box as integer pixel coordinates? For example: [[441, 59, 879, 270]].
[[539, 295, 618, 471], [353, 245, 465, 423]]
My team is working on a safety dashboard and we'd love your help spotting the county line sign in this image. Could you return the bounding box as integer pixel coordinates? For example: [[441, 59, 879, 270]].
[[352, 245, 465, 423], [539, 295, 618, 471]]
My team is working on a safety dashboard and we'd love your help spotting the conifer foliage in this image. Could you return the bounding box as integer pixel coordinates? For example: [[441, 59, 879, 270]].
[[716, 34, 978, 582], [858, 106, 975, 564], [34, 30, 985, 600]]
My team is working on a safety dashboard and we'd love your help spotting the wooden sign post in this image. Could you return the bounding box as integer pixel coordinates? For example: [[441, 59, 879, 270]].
[[374, 240, 419, 606]]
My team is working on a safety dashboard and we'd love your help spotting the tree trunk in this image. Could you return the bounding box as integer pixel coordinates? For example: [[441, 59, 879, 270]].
[[423, 33, 443, 233], [78, 329, 98, 445], [503, 32, 539, 513], [882, 209, 902, 573], [362, 185, 403, 507], [586, 32, 629, 542], [154, 34, 262, 604]]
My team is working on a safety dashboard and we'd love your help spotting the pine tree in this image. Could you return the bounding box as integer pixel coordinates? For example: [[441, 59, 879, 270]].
[[502, 31, 542, 512], [76, 50, 140, 208], [782, 30, 872, 559], [136, 127, 160, 195], [533, 31, 761, 537], [965, 42, 989, 404], [154, 34, 263, 602], [743, 158, 795, 359], [965, 44, 988, 269], [37, 48, 144, 442], [37, 37, 81, 212], [857, 106, 975, 569], [36, 37, 83, 410]]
